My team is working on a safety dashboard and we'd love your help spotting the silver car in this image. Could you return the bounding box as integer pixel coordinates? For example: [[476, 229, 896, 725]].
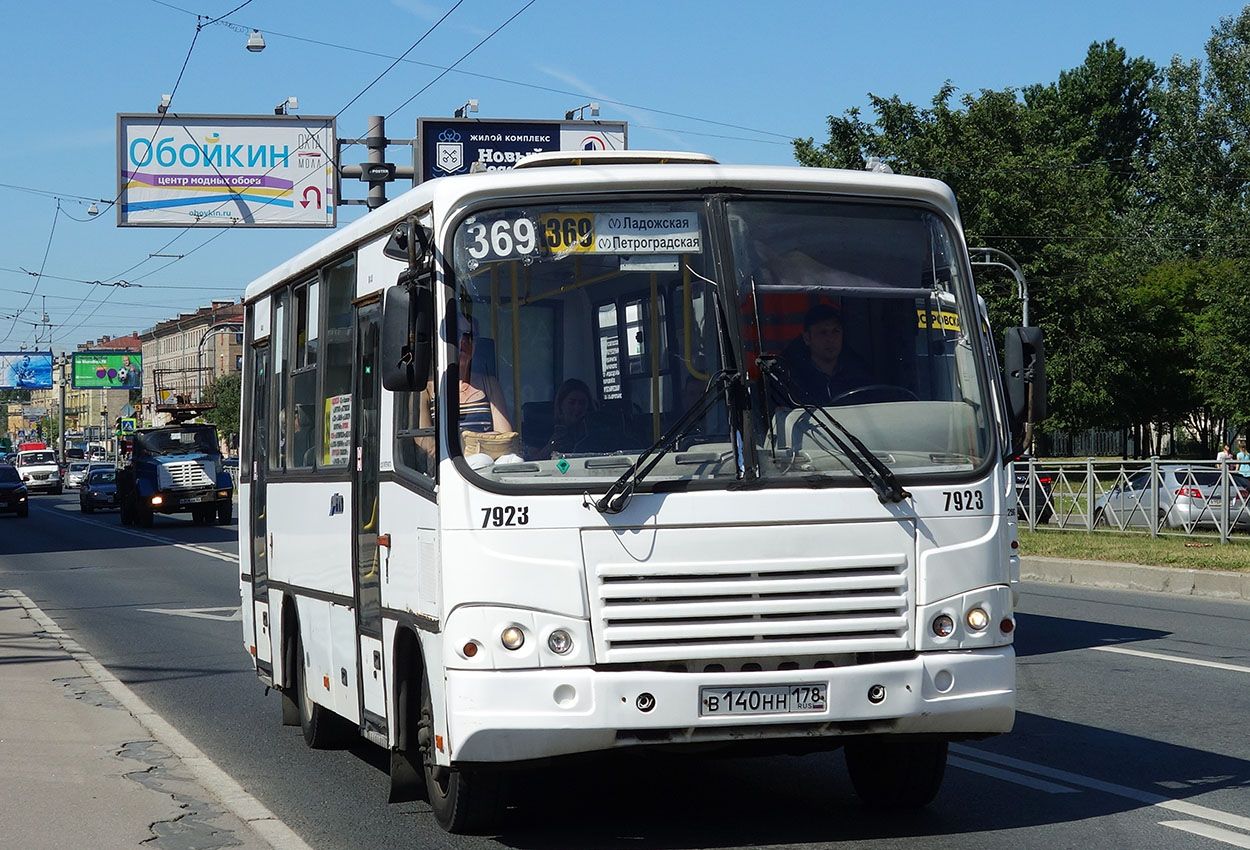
[[1094, 465, 1250, 531], [65, 461, 92, 489]]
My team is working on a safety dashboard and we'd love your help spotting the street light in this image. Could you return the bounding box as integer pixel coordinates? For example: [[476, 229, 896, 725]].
[[968, 246, 1030, 326], [564, 102, 599, 120], [246, 29, 266, 52]]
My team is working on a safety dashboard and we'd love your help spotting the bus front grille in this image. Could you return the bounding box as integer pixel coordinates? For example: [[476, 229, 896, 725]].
[[582, 522, 914, 665]]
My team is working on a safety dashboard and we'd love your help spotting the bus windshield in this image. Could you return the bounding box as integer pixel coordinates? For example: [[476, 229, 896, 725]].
[[729, 199, 992, 479], [450, 196, 992, 489]]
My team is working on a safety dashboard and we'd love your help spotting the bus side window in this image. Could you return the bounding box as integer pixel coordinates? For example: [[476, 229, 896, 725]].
[[395, 303, 437, 480], [321, 255, 355, 468]]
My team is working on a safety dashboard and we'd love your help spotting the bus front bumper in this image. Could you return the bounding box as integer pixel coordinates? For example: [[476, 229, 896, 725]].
[[444, 647, 1014, 763]]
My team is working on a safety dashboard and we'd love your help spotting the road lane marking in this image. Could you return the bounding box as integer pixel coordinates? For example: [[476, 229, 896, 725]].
[[8, 589, 312, 850], [1161, 821, 1250, 848], [138, 606, 241, 621], [949, 756, 1080, 793], [55, 508, 240, 564], [1093, 645, 1250, 675], [954, 745, 1250, 833]]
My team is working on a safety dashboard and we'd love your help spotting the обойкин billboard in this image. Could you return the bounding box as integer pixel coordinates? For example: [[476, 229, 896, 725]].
[[72, 351, 142, 389]]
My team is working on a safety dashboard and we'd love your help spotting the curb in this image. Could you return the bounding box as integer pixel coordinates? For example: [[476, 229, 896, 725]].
[[1020, 556, 1250, 602], [7, 589, 315, 850]]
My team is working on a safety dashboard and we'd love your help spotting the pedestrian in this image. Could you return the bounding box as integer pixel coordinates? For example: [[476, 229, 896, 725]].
[[1238, 441, 1250, 474], [1216, 443, 1233, 463]]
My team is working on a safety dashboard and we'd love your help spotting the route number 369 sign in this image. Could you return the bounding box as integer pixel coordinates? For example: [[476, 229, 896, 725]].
[[463, 212, 702, 262]]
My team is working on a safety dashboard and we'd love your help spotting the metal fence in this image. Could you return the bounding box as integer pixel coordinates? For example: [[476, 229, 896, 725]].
[[1013, 457, 1250, 544]]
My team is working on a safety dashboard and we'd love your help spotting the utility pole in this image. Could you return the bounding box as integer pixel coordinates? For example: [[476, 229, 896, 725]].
[[55, 354, 68, 461], [336, 116, 415, 210]]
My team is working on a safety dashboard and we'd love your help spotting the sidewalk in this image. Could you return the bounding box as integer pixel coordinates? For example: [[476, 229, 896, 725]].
[[0, 590, 311, 850]]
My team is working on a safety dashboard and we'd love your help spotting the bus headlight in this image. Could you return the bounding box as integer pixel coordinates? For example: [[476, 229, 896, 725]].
[[547, 629, 573, 655], [932, 614, 955, 637], [501, 626, 525, 651], [966, 607, 990, 631]]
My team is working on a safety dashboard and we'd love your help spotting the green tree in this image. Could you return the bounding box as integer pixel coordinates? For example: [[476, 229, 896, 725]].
[[202, 373, 241, 447], [794, 41, 1156, 430]]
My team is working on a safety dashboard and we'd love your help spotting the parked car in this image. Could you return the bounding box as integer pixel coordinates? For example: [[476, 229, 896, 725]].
[[0, 464, 30, 517], [1094, 465, 1250, 530], [65, 461, 92, 489], [1013, 455, 1055, 524], [79, 467, 119, 513]]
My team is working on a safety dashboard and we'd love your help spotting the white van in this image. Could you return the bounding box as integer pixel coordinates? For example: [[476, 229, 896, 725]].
[[17, 449, 62, 495]]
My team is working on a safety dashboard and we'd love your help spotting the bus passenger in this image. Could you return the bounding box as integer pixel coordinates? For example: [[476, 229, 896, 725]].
[[455, 314, 512, 434], [526, 379, 595, 459]]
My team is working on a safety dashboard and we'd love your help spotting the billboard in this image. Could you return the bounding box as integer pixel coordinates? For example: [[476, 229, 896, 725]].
[[72, 352, 142, 389], [0, 352, 53, 390], [416, 118, 627, 183], [117, 114, 337, 227]]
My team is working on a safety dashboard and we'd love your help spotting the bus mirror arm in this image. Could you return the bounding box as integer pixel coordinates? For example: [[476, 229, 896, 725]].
[[1004, 327, 1047, 457]]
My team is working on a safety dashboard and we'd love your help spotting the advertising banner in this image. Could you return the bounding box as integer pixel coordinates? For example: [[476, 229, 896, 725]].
[[117, 114, 337, 227], [0, 352, 53, 390], [72, 351, 142, 389], [416, 118, 627, 183]]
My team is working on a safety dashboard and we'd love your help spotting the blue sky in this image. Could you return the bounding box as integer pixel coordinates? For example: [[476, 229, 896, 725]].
[[2, 0, 1245, 352]]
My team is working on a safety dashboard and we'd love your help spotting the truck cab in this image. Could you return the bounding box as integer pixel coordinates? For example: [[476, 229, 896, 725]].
[[119, 424, 233, 526]]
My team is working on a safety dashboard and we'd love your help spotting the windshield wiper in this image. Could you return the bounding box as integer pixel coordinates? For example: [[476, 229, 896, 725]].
[[593, 369, 736, 514], [758, 356, 910, 504]]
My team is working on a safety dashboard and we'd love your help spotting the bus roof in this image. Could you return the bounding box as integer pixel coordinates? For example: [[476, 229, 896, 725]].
[[242, 156, 961, 303]]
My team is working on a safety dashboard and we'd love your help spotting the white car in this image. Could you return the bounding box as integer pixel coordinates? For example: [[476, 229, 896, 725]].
[[16, 449, 62, 495], [65, 461, 92, 489]]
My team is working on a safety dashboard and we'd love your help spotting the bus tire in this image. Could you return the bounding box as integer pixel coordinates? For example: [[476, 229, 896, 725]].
[[279, 624, 299, 726], [295, 630, 343, 748], [844, 737, 947, 810], [420, 672, 505, 833]]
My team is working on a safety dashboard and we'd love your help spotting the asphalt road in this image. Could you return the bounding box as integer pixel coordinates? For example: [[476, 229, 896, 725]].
[[3, 491, 1249, 850]]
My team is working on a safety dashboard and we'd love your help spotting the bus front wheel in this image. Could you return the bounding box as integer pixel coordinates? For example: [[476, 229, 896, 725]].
[[419, 672, 505, 833], [844, 737, 947, 809]]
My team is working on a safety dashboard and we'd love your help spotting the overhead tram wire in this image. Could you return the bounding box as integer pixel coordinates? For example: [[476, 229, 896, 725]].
[[0, 202, 62, 350], [149, 0, 795, 144], [387, 0, 537, 120], [45, 1, 469, 349], [14, 19, 208, 352]]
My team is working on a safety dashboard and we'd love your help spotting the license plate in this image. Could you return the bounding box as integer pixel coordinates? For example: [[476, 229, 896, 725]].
[[699, 683, 827, 717]]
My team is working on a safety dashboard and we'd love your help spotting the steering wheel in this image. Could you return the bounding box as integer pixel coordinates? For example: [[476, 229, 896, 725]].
[[829, 384, 919, 405]]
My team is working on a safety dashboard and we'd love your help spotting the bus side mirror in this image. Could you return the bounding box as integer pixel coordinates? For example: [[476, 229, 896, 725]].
[[383, 219, 433, 265], [381, 274, 433, 392], [1004, 326, 1047, 452]]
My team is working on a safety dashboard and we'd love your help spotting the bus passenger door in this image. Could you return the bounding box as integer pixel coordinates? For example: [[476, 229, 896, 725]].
[[352, 301, 388, 744], [249, 343, 273, 673]]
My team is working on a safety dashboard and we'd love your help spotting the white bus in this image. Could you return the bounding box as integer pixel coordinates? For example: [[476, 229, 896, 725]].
[[239, 150, 1045, 832]]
